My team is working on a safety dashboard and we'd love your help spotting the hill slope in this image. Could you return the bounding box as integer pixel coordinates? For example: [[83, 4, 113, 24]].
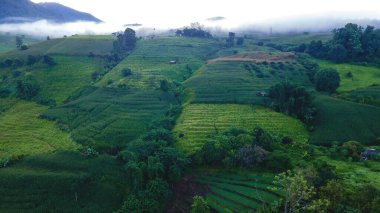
[[0, 0, 101, 23]]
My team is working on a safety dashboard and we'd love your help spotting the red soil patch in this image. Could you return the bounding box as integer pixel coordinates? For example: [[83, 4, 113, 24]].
[[208, 51, 296, 63]]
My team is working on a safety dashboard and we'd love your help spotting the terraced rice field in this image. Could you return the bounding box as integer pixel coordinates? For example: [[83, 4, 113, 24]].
[[44, 88, 176, 149], [196, 173, 281, 212], [185, 61, 311, 104], [173, 104, 309, 154], [311, 95, 380, 145], [0, 36, 115, 60], [0, 152, 126, 213], [97, 37, 221, 89], [0, 99, 80, 159]]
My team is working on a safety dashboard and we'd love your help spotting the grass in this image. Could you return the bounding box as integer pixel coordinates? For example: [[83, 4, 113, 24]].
[[0, 34, 40, 54], [184, 61, 311, 104], [43, 87, 176, 150], [196, 172, 280, 212], [311, 95, 380, 145], [97, 37, 221, 89], [173, 104, 308, 154], [0, 36, 114, 60], [315, 154, 380, 190], [0, 152, 126, 213], [0, 55, 105, 104], [0, 99, 80, 159], [314, 59, 380, 92]]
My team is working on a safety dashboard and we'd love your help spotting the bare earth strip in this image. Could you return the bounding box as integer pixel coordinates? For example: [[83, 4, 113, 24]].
[[208, 52, 296, 63]]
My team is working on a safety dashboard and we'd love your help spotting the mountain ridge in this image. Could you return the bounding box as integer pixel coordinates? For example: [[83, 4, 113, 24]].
[[0, 0, 101, 23]]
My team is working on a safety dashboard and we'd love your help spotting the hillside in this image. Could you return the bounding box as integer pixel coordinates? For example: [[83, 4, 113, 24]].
[[1, 26, 380, 213], [0, 0, 101, 23]]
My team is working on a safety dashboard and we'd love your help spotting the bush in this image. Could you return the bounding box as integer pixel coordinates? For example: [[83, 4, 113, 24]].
[[340, 141, 364, 161], [16, 77, 40, 100], [266, 150, 293, 171], [20, 44, 29, 50], [314, 68, 340, 93], [121, 68, 132, 77], [12, 70, 22, 78], [43, 55, 56, 66], [0, 88, 11, 98], [191, 196, 210, 213]]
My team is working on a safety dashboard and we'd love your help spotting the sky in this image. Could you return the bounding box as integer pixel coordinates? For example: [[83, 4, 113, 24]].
[[30, 0, 380, 29]]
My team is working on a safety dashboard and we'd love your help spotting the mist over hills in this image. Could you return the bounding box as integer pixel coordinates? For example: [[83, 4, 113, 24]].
[[0, 0, 101, 24]]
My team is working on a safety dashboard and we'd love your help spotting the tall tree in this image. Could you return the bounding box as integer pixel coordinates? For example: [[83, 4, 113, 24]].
[[332, 23, 363, 60]]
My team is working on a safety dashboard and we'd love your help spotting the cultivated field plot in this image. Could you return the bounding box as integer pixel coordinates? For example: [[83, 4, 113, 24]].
[[0, 36, 115, 59], [208, 51, 296, 63], [0, 152, 126, 213], [315, 59, 380, 92], [173, 104, 308, 154], [311, 95, 380, 145], [0, 99, 80, 159], [185, 61, 311, 104], [0, 55, 105, 104], [196, 173, 281, 212], [44, 88, 176, 149], [98, 37, 221, 89]]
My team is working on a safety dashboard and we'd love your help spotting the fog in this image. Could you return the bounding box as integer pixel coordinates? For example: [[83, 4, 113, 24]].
[[1, 15, 380, 38]]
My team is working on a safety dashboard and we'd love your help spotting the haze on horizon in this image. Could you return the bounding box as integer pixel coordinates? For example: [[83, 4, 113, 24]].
[[1, 0, 380, 37], [30, 0, 380, 28]]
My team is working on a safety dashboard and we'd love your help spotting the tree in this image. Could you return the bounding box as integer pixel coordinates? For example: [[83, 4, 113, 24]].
[[236, 37, 244, 45], [27, 55, 38, 66], [191, 196, 210, 213], [16, 36, 23, 49], [314, 68, 340, 93], [124, 161, 144, 192], [340, 141, 364, 161], [235, 145, 268, 168], [327, 43, 347, 62], [16, 77, 40, 100], [121, 68, 132, 77], [320, 179, 347, 212], [226, 32, 236, 47], [20, 44, 29, 50], [43, 55, 56, 66], [268, 82, 315, 123], [332, 23, 363, 60], [273, 170, 317, 213], [113, 28, 137, 52]]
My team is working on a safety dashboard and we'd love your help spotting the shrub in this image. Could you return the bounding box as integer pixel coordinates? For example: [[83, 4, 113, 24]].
[[43, 55, 56, 66], [16, 77, 40, 100], [12, 70, 22, 78], [314, 68, 340, 93], [191, 196, 210, 213], [121, 68, 132, 77], [266, 150, 293, 171]]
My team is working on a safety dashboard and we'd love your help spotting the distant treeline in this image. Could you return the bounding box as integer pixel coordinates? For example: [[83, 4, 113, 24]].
[[175, 23, 212, 38], [303, 23, 380, 62]]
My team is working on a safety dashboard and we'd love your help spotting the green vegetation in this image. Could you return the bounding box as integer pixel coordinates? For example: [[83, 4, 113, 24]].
[[311, 95, 380, 145], [0, 55, 105, 103], [173, 104, 308, 154], [185, 60, 311, 104], [0, 99, 80, 159], [196, 172, 280, 212], [0, 152, 126, 213], [43, 88, 176, 151], [314, 59, 380, 92], [98, 37, 221, 89], [1, 23, 380, 213], [0, 36, 114, 59]]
